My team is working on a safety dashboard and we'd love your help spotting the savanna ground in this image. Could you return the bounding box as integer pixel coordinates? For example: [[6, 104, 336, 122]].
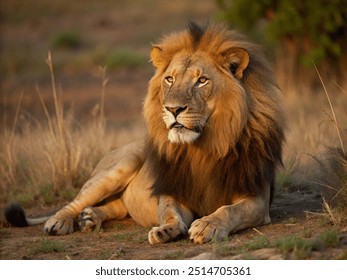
[[1, 0, 347, 260]]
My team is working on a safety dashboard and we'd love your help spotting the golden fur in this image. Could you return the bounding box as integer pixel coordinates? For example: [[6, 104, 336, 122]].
[[4, 23, 285, 244]]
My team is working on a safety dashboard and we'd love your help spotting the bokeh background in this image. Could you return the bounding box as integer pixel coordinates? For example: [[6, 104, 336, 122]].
[[1, 0, 219, 128], [1, 0, 347, 259]]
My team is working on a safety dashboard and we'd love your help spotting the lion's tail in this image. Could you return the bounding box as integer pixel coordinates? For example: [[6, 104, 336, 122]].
[[4, 203, 52, 227]]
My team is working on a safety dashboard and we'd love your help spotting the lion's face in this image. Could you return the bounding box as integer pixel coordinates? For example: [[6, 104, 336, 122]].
[[150, 47, 249, 145], [160, 51, 213, 144], [144, 24, 282, 159]]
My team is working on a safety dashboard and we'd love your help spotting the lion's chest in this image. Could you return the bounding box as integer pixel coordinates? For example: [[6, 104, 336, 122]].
[[150, 156, 236, 217]]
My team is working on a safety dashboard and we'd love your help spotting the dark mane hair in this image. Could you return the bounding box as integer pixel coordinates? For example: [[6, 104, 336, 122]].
[[147, 139, 278, 216], [187, 21, 206, 49]]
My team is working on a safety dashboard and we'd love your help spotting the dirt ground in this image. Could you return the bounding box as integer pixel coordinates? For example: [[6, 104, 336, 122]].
[[1, 190, 347, 260], [1, 0, 347, 260]]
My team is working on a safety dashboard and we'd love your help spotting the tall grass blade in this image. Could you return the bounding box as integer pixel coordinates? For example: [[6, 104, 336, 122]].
[[313, 63, 345, 157]]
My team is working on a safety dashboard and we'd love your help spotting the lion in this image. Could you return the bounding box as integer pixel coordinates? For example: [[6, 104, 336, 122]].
[[4, 22, 285, 244]]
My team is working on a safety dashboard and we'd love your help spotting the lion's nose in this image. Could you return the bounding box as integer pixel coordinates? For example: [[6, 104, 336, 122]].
[[165, 105, 187, 117]]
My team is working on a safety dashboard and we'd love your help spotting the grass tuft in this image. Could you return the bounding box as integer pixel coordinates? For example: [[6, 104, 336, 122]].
[[311, 74, 347, 228], [275, 236, 317, 259], [106, 50, 146, 69], [51, 31, 81, 49], [318, 229, 340, 248], [243, 236, 270, 250], [30, 239, 65, 255]]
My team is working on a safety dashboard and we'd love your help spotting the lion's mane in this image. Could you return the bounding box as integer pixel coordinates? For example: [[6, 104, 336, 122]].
[[143, 23, 285, 217]]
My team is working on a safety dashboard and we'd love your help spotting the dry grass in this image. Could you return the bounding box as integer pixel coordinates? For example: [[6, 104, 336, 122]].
[[310, 70, 347, 229], [0, 53, 142, 207], [315, 149, 347, 228], [281, 69, 347, 229], [282, 80, 346, 176]]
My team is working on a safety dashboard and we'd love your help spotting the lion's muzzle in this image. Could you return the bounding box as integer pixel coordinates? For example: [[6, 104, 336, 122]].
[[170, 122, 184, 129], [163, 106, 203, 144], [165, 105, 187, 118]]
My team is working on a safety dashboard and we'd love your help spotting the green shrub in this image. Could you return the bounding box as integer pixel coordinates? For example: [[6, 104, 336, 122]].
[[51, 31, 81, 49]]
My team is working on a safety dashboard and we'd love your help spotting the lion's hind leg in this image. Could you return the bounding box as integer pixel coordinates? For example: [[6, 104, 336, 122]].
[[78, 198, 128, 232], [44, 140, 145, 235], [148, 195, 194, 244]]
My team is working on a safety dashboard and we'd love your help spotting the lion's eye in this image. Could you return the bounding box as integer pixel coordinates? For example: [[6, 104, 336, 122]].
[[196, 76, 209, 88], [164, 76, 174, 86]]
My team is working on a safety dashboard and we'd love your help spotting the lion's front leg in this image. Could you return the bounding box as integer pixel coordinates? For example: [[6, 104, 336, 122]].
[[188, 196, 270, 244], [148, 195, 194, 244]]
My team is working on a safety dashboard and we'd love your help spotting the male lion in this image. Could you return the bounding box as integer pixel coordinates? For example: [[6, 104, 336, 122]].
[[5, 23, 285, 244]]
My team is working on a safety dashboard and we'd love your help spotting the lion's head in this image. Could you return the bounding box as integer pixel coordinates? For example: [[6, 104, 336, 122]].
[[144, 22, 283, 158], [151, 43, 249, 145], [144, 23, 285, 216]]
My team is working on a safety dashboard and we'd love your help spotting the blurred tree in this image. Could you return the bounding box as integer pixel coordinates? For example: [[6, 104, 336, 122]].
[[216, 0, 347, 92]]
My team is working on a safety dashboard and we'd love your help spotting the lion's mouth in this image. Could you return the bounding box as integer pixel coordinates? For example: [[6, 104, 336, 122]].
[[167, 121, 203, 144], [170, 122, 185, 129], [170, 122, 203, 134]]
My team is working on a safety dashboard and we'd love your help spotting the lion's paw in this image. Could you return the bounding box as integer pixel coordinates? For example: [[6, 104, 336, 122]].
[[78, 207, 102, 232], [188, 217, 229, 244], [148, 223, 187, 244], [44, 216, 74, 235]]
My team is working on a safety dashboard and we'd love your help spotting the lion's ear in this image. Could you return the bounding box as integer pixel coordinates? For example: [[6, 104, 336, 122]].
[[221, 47, 249, 79], [150, 45, 164, 68]]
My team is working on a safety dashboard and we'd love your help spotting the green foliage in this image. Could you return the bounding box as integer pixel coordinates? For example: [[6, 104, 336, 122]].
[[275, 235, 318, 259], [51, 31, 81, 49], [39, 183, 55, 204], [104, 50, 147, 69], [30, 239, 65, 255], [113, 232, 134, 242], [318, 229, 340, 248], [58, 186, 78, 202], [243, 235, 270, 250], [15, 191, 35, 206], [216, 0, 347, 64], [216, 0, 272, 30], [212, 238, 233, 255]]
